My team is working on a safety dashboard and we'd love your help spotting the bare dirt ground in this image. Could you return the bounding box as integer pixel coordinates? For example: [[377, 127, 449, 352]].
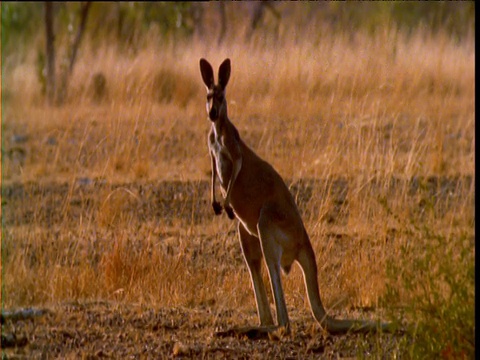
[[2, 177, 472, 359], [2, 301, 406, 359]]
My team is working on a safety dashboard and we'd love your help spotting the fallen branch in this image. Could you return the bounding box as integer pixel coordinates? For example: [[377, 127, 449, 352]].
[[1, 308, 50, 324]]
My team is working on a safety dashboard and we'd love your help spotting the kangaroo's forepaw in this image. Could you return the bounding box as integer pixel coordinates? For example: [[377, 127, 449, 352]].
[[225, 205, 235, 220], [212, 201, 222, 215]]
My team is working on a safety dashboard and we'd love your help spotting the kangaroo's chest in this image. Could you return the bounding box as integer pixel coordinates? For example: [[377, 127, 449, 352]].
[[209, 132, 232, 189]]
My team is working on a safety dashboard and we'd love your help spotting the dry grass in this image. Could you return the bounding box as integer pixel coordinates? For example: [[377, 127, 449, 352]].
[[3, 27, 474, 184], [2, 22, 475, 357]]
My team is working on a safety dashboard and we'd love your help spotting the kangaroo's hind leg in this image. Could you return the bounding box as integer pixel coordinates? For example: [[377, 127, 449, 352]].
[[256, 203, 292, 330], [238, 222, 275, 327], [215, 222, 276, 339]]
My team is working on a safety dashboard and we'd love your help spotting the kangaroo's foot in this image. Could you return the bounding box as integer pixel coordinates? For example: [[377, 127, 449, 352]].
[[214, 325, 289, 340], [212, 201, 223, 215], [225, 205, 235, 219]]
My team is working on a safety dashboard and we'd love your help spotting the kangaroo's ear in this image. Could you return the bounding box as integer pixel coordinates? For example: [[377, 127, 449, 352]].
[[218, 58, 231, 89], [200, 58, 214, 89]]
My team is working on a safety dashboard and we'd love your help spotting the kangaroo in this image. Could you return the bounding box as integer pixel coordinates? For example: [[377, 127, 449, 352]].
[[199, 58, 393, 335]]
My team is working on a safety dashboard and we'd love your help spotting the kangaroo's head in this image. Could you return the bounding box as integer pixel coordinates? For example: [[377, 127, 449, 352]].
[[199, 58, 231, 122]]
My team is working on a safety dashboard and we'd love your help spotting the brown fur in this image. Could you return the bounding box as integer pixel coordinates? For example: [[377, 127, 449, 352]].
[[199, 58, 394, 334]]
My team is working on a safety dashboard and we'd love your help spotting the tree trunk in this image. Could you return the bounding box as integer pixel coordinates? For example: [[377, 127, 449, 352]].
[[245, 2, 281, 42], [191, 3, 205, 41], [217, 2, 227, 46], [68, 1, 92, 74], [45, 2, 56, 105], [56, 1, 92, 105]]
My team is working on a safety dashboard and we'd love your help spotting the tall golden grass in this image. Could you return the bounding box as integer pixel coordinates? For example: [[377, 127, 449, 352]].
[[4, 27, 474, 183], [2, 20, 475, 356]]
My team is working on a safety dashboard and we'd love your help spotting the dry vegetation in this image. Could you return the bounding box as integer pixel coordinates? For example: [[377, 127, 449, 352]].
[[2, 12, 475, 358]]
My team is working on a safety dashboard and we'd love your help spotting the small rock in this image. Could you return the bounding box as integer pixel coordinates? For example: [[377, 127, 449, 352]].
[[76, 177, 93, 186], [173, 342, 190, 356], [46, 136, 58, 145], [12, 134, 28, 143]]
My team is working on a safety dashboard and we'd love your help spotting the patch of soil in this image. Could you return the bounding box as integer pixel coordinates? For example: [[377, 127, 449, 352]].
[[2, 302, 406, 359], [2, 175, 472, 228]]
